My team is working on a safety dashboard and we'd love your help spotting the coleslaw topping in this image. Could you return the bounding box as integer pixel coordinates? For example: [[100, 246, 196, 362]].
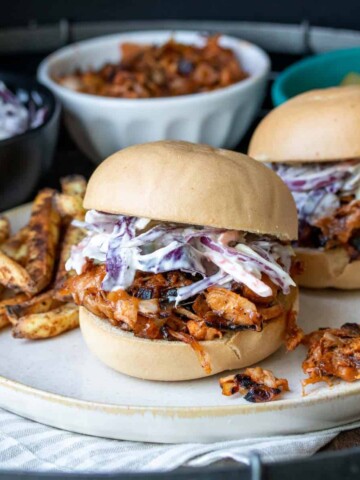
[[271, 160, 360, 224], [0, 81, 47, 141], [66, 210, 295, 303]]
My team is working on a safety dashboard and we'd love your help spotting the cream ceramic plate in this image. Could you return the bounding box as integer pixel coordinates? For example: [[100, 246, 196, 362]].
[[1, 203, 360, 443]]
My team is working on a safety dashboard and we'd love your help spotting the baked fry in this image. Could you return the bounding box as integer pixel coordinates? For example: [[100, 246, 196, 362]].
[[55, 193, 86, 220], [0, 216, 10, 244], [0, 251, 36, 294], [0, 226, 29, 265], [55, 225, 86, 300], [0, 176, 86, 339], [12, 302, 79, 339], [25, 189, 61, 294], [0, 314, 8, 330], [0, 293, 28, 330], [60, 175, 87, 197], [6, 289, 63, 325], [0, 177, 86, 339]]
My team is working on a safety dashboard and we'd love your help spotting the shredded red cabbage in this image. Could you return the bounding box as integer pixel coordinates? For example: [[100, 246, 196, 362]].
[[271, 161, 360, 223], [0, 81, 48, 141], [169, 271, 232, 304], [199, 237, 292, 294], [66, 210, 295, 302]]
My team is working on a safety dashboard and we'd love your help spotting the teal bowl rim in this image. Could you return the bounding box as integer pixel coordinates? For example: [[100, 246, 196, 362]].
[[271, 46, 360, 106]]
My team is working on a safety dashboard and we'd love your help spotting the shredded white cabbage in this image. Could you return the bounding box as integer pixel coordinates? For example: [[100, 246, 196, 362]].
[[271, 160, 360, 224], [66, 210, 295, 302], [0, 81, 47, 140]]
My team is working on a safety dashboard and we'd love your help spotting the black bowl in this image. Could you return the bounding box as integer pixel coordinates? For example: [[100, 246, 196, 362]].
[[0, 72, 60, 211]]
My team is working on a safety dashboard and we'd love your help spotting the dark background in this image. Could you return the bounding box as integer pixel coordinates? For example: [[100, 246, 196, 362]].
[[1, 0, 360, 194], [1, 0, 360, 29]]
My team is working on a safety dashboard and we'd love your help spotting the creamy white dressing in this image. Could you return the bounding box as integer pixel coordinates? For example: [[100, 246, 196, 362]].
[[0, 81, 47, 140], [66, 210, 295, 302], [271, 160, 360, 224]]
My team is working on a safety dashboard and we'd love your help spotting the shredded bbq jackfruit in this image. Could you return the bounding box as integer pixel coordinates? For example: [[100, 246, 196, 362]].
[[56, 36, 248, 98], [299, 199, 360, 261], [315, 200, 360, 259], [65, 263, 299, 374], [302, 323, 360, 390], [219, 367, 289, 402]]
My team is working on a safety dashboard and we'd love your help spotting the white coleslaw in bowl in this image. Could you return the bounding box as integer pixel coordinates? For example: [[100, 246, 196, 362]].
[[0, 81, 47, 141]]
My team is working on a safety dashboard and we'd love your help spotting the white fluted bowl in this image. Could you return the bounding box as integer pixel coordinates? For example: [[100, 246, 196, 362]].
[[38, 31, 270, 163]]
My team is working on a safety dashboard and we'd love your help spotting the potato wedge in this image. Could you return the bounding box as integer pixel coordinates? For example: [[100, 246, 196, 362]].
[[0, 216, 10, 244], [0, 226, 29, 265], [0, 293, 28, 330], [55, 193, 86, 220], [12, 303, 79, 339], [0, 251, 36, 294], [55, 225, 86, 300], [60, 175, 87, 197], [6, 289, 63, 325], [26, 189, 61, 294]]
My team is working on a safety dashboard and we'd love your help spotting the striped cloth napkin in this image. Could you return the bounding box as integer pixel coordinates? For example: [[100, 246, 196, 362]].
[[1, 408, 360, 474]]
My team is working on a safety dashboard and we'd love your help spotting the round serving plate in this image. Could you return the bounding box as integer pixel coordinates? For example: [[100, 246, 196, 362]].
[[1, 203, 360, 444]]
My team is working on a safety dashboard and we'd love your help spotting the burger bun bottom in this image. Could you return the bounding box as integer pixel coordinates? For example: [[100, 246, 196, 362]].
[[79, 288, 298, 381], [295, 247, 360, 289]]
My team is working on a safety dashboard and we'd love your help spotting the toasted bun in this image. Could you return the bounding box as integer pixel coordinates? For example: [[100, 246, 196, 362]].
[[79, 289, 298, 381], [248, 86, 360, 162], [84, 141, 297, 241], [294, 247, 360, 289]]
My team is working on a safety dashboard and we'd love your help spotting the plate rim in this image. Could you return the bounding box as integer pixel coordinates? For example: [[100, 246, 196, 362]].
[[2, 202, 360, 419], [2, 368, 360, 418]]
